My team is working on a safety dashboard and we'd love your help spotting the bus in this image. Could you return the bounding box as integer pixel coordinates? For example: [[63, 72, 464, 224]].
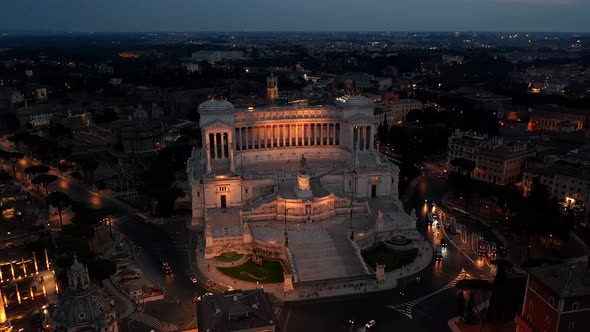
[[135, 213, 151, 223]]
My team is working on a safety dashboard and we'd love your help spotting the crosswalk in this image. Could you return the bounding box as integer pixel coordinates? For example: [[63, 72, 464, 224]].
[[386, 270, 465, 319], [129, 312, 179, 332]]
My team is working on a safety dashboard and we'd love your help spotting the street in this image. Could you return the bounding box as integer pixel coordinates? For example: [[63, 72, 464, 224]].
[[0, 140, 206, 330]]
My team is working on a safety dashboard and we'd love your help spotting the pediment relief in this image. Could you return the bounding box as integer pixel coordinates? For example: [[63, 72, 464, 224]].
[[203, 120, 233, 130]]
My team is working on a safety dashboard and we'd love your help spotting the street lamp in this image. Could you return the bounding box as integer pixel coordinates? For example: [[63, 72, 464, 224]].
[[283, 199, 288, 247]]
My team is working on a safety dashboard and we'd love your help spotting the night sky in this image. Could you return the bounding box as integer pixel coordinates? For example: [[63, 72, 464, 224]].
[[1, 0, 589, 33]]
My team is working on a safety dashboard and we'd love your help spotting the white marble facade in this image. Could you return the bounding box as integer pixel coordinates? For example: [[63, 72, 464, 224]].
[[187, 95, 400, 228]]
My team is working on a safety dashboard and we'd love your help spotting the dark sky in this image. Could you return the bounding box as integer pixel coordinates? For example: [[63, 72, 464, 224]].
[[2, 0, 590, 32]]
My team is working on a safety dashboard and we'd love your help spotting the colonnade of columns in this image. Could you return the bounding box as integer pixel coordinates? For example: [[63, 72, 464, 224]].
[[352, 126, 372, 151], [205, 131, 235, 173], [234, 123, 341, 151]]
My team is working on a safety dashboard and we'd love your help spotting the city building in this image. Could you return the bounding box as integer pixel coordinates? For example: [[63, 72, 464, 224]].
[[463, 92, 512, 119], [15, 104, 64, 127], [108, 107, 165, 153], [191, 51, 245, 63], [51, 258, 118, 332], [442, 55, 464, 65], [375, 99, 423, 124], [447, 130, 535, 185], [267, 74, 278, 102], [528, 104, 588, 132], [196, 289, 277, 332], [515, 259, 590, 332], [522, 160, 590, 212]]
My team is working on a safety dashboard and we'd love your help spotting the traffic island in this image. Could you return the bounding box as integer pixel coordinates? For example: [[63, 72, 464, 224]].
[[217, 259, 284, 283]]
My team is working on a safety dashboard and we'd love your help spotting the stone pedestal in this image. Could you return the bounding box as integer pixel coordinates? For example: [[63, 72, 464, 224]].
[[283, 273, 294, 292], [296, 173, 313, 199], [376, 263, 386, 282]]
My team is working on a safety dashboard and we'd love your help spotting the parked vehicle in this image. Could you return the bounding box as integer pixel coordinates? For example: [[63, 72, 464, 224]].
[[135, 213, 151, 223], [477, 234, 487, 256]]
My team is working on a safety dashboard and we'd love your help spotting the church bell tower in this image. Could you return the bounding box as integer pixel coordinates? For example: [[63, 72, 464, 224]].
[[267, 74, 278, 103]]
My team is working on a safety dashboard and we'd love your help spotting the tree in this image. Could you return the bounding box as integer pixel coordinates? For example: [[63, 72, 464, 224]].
[[378, 116, 389, 144], [87, 258, 117, 282], [32, 174, 58, 195], [456, 279, 494, 324], [450, 157, 476, 176], [47, 191, 72, 228], [0, 171, 11, 184], [139, 160, 183, 217], [406, 109, 424, 123], [24, 164, 50, 176], [80, 158, 99, 184], [0, 150, 24, 177]]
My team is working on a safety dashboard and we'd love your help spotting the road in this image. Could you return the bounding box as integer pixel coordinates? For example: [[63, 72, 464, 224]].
[[0, 141, 205, 330]]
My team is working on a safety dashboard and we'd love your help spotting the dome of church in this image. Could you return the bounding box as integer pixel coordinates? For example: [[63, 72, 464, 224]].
[[133, 107, 149, 120], [334, 95, 374, 108], [198, 99, 235, 112], [53, 287, 116, 331], [52, 258, 118, 332]]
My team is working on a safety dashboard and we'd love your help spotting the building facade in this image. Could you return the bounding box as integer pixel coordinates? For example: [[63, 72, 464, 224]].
[[523, 161, 590, 212], [187, 95, 402, 261], [375, 99, 423, 125], [448, 130, 535, 185], [463, 92, 512, 119], [528, 104, 588, 132], [515, 260, 590, 332]]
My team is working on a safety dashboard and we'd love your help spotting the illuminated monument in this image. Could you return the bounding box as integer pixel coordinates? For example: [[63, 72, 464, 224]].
[[188, 95, 416, 284]]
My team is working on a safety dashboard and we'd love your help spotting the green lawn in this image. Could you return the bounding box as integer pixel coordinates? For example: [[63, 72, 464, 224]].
[[214, 252, 244, 263], [217, 260, 284, 283], [362, 244, 419, 272]]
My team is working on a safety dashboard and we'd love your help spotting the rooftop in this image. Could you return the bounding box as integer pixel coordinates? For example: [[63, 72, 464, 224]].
[[197, 289, 276, 332], [528, 259, 590, 298]]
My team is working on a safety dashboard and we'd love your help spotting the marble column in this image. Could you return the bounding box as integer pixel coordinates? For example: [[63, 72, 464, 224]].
[[211, 133, 217, 159], [246, 127, 250, 150], [229, 135, 236, 172], [366, 126, 372, 150], [205, 132, 212, 174]]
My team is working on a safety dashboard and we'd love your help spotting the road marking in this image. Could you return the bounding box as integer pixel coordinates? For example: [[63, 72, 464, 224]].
[[386, 271, 465, 319]]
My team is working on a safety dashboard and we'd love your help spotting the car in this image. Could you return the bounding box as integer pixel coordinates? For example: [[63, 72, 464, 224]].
[[436, 245, 443, 261], [365, 320, 377, 328], [190, 275, 198, 284], [205, 292, 214, 296], [440, 239, 447, 248]]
